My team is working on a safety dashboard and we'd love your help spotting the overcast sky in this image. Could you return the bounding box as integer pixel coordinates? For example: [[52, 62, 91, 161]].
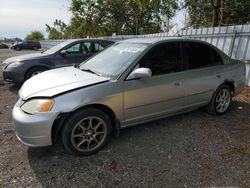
[[0, 0, 185, 39], [0, 0, 72, 39]]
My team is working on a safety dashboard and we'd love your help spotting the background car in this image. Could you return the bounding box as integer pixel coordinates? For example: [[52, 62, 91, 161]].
[[0, 42, 9, 49], [2, 39, 114, 84], [10, 41, 41, 50], [12, 38, 246, 155]]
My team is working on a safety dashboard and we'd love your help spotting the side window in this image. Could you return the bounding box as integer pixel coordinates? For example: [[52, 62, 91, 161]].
[[65, 42, 92, 54], [211, 48, 223, 64], [139, 42, 182, 76], [82, 42, 91, 53], [66, 43, 81, 53], [183, 42, 213, 69], [94, 43, 105, 52]]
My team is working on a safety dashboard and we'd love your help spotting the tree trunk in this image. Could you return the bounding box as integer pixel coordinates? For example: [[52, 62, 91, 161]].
[[211, 0, 221, 27], [219, 0, 224, 26]]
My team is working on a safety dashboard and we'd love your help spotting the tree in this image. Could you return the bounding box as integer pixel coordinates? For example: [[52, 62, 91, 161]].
[[183, 0, 250, 28], [46, 0, 179, 38], [46, 19, 67, 39], [25, 30, 44, 41], [69, 0, 178, 36]]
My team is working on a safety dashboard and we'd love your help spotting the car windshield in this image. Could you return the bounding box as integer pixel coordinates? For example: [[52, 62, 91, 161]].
[[79, 42, 148, 77], [42, 40, 75, 54]]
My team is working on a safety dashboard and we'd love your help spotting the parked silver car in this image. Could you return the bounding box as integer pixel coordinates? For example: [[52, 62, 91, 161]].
[[12, 38, 246, 155]]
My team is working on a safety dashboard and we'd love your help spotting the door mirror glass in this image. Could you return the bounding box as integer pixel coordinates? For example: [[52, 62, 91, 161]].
[[127, 68, 152, 80]]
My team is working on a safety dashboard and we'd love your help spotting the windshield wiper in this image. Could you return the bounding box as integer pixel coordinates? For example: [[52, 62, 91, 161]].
[[80, 68, 102, 76]]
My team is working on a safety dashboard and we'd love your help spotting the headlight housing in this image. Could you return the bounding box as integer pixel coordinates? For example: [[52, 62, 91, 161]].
[[21, 99, 54, 115], [7, 61, 24, 68]]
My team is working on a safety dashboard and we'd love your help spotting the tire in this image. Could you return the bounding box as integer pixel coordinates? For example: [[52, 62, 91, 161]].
[[206, 85, 232, 115], [34, 47, 37, 50], [25, 67, 47, 80], [16, 46, 21, 51], [61, 108, 112, 156]]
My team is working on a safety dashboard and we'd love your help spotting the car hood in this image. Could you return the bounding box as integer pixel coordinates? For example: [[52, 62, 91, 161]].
[[19, 67, 110, 100], [3, 52, 48, 65]]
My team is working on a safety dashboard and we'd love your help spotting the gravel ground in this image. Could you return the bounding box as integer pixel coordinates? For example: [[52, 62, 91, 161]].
[[0, 49, 250, 188]]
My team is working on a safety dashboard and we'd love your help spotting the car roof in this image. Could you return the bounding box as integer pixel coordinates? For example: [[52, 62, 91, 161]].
[[118, 37, 204, 44], [118, 36, 230, 61], [67, 38, 114, 43]]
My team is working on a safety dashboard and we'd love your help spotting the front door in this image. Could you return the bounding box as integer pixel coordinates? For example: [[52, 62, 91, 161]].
[[64, 41, 94, 65], [53, 41, 94, 68], [123, 42, 186, 126]]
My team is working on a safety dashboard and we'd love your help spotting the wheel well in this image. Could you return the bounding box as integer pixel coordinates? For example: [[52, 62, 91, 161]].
[[25, 66, 49, 80], [221, 81, 235, 93], [51, 104, 120, 143]]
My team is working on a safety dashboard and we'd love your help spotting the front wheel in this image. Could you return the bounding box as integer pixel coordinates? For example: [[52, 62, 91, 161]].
[[206, 85, 232, 115], [25, 67, 47, 80], [61, 108, 112, 155]]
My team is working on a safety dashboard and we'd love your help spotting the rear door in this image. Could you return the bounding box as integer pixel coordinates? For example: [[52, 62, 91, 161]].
[[21, 41, 29, 49], [181, 42, 224, 108], [27, 41, 34, 49], [123, 42, 186, 125]]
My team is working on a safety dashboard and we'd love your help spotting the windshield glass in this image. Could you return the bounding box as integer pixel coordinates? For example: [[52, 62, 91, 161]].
[[79, 42, 148, 77], [43, 40, 75, 54]]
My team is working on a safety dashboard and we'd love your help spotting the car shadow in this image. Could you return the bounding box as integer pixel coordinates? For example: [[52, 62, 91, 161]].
[[8, 83, 21, 95], [27, 100, 250, 187]]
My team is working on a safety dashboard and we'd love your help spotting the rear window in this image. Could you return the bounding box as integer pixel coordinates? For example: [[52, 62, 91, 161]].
[[99, 40, 114, 47]]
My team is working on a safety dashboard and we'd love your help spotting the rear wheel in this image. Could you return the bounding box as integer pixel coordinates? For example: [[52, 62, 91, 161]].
[[25, 67, 47, 80], [206, 85, 232, 115], [61, 108, 112, 155], [15, 46, 21, 51]]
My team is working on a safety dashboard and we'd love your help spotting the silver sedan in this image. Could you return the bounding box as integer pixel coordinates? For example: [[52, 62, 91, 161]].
[[12, 38, 246, 155]]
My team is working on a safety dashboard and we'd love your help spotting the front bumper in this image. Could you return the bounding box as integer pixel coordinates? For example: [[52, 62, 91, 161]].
[[3, 68, 25, 84], [12, 104, 59, 147]]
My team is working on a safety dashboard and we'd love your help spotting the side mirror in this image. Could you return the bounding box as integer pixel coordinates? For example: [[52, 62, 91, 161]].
[[127, 68, 152, 80], [60, 50, 67, 56]]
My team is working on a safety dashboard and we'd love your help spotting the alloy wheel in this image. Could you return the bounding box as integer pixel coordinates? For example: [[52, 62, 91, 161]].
[[215, 88, 231, 113], [70, 116, 106, 152]]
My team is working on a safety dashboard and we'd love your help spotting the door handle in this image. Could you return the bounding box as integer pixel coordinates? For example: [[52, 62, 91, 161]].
[[174, 81, 182, 86]]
